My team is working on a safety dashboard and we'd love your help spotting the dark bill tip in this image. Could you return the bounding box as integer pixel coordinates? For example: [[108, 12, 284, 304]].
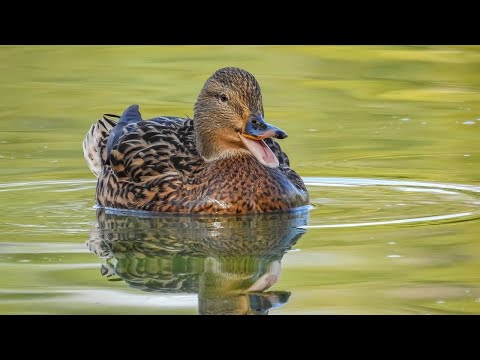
[[274, 129, 288, 139], [243, 114, 288, 140]]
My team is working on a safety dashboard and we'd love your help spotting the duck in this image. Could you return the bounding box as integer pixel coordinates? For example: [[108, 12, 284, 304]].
[[83, 67, 309, 214]]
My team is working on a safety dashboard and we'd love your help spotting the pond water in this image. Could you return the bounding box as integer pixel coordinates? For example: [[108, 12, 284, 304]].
[[1, 45, 479, 314]]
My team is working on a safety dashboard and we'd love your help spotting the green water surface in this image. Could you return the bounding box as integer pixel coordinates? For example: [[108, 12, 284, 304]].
[[0, 45, 479, 314]]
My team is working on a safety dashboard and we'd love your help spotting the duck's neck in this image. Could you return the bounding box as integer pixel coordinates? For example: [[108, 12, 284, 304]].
[[193, 119, 247, 163], [203, 148, 253, 163]]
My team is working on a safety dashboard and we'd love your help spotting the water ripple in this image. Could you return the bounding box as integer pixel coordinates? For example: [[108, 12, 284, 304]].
[[0, 177, 478, 231], [300, 212, 473, 229], [303, 176, 480, 229]]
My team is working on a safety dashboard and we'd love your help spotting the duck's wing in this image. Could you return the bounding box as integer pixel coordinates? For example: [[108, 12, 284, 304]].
[[106, 104, 143, 163], [84, 106, 144, 177], [109, 116, 204, 182], [263, 138, 307, 193]]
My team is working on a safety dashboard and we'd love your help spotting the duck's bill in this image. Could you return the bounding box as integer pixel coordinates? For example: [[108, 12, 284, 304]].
[[240, 115, 287, 168]]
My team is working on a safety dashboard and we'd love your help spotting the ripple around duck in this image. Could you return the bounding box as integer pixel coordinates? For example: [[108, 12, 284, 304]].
[[0, 179, 96, 192], [302, 177, 480, 229], [0, 177, 479, 230]]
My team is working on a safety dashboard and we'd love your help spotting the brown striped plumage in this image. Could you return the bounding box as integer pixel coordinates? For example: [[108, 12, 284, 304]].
[[83, 67, 309, 214]]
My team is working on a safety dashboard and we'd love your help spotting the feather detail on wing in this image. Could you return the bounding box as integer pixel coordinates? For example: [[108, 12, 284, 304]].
[[108, 117, 204, 183]]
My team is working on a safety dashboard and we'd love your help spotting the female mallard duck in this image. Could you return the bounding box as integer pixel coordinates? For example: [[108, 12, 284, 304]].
[[83, 67, 309, 214]]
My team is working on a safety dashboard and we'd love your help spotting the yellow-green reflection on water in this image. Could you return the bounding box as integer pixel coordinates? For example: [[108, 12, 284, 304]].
[[0, 45, 479, 314], [87, 208, 308, 315]]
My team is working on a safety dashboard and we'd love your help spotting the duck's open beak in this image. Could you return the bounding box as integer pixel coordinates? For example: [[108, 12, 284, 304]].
[[240, 114, 287, 168]]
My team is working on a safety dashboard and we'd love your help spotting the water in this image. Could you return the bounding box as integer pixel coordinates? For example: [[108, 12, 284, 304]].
[[1, 45, 479, 314]]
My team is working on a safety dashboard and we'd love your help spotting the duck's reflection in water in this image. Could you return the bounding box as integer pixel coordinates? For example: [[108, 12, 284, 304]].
[[86, 207, 309, 315]]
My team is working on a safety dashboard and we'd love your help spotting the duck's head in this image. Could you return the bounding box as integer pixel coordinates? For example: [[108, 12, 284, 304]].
[[193, 67, 287, 168]]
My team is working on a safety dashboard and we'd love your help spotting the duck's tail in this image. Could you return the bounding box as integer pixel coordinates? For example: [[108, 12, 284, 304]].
[[82, 114, 119, 177]]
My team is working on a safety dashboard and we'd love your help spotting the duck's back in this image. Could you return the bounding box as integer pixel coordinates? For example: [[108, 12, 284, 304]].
[[94, 115, 204, 210], [108, 116, 202, 182]]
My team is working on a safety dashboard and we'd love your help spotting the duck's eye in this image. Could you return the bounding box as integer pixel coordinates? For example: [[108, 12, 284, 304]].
[[219, 94, 229, 103]]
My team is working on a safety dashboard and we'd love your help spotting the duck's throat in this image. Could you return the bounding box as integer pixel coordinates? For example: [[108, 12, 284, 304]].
[[240, 136, 279, 168]]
